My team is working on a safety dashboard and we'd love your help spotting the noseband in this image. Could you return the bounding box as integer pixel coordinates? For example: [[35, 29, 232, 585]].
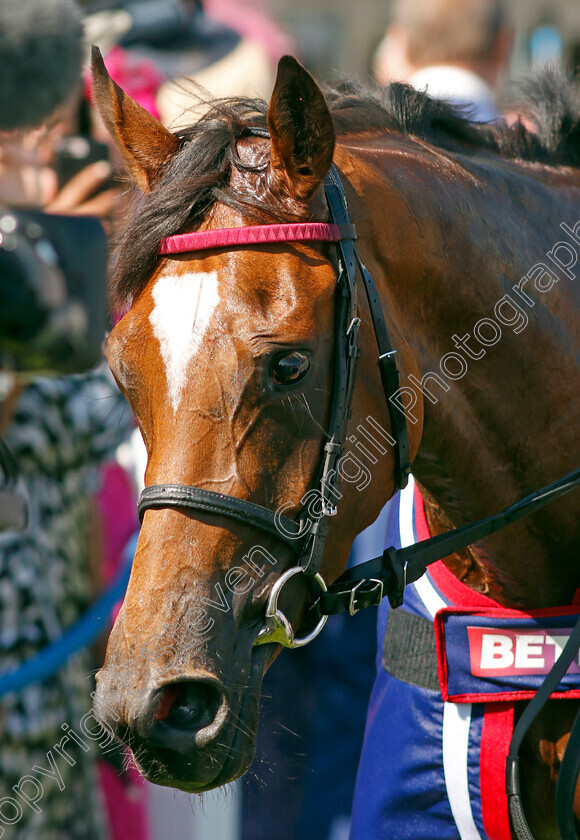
[[137, 165, 411, 647]]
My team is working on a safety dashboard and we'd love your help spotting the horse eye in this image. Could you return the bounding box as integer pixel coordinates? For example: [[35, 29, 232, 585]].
[[272, 352, 310, 386]]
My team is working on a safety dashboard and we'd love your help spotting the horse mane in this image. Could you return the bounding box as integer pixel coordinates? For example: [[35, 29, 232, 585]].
[[112, 67, 580, 307], [325, 67, 580, 164]]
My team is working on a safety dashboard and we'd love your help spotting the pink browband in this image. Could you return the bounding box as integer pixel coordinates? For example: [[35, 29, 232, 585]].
[[159, 222, 354, 255]]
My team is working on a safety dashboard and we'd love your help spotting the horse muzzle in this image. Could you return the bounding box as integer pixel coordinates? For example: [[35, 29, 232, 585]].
[[93, 669, 249, 790]]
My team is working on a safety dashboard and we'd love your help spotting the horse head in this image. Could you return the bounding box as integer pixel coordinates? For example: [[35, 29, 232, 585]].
[[91, 50, 421, 790]]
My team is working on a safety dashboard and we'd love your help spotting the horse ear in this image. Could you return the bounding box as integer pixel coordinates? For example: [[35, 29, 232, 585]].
[[267, 56, 335, 204], [90, 46, 179, 192]]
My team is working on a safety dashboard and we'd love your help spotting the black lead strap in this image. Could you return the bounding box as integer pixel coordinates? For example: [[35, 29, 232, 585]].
[[319, 468, 580, 616]]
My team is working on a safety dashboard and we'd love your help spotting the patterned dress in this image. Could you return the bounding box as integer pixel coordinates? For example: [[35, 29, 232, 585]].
[[0, 367, 132, 840]]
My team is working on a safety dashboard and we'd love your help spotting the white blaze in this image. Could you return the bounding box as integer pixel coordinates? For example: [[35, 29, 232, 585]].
[[150, 271, 220, 411]]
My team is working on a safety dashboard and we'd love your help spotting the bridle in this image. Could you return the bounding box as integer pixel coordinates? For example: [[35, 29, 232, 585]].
[[135, 159, 580, 839], [137, 160, 580, 647], [138, 164, 411, 647]]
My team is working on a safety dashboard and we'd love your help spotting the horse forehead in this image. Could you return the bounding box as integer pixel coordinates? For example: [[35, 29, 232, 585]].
[[110, 249, 332, 409], [148, 268, 222, 412]]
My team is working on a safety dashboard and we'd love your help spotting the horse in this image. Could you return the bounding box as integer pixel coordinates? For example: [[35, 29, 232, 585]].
[[90, 47, 580, 838]]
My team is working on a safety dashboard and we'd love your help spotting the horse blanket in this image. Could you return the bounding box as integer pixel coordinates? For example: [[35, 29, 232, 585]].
[[349, 478, 580, 840]]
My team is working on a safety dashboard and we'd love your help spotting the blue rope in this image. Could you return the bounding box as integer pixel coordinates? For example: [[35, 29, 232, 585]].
[[0, 531, 138, 697]]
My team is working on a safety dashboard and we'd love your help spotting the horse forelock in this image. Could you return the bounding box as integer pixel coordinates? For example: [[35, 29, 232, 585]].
[[111, 99, 279, 310]]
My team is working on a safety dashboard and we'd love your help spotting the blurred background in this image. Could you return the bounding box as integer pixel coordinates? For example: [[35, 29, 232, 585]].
[[262, 0, 580, 80], [78, 0, 580, 81]]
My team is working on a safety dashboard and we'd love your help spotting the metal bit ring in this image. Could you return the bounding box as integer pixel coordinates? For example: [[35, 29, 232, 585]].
[[254, 567, 328, 649]]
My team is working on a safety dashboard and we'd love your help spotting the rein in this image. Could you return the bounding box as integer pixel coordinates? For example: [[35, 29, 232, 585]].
[[320, 467, 580, 616]]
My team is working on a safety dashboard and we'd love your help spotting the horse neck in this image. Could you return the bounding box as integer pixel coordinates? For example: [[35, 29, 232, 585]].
[[337, 138, 580, 608]]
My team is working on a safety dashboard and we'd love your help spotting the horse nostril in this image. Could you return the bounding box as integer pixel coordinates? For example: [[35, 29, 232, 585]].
[[154, 681, 224, 733], [153, 684, 181, 721]]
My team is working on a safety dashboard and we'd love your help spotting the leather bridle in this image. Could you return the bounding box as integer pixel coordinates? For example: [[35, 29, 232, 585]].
[[136, 162, 580, 649], [138, 154, 580, 840], [138, 164, 411, 647], [134, 156, 580, 840]]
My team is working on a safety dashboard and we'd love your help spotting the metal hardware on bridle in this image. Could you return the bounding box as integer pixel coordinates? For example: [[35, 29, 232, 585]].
[[253, 567, 328, 648], [137, 162, 411, 649]]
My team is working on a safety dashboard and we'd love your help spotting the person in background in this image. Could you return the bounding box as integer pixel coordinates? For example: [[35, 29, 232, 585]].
[[0, 5, 118, 216], [373, 0, 514, 122], [0, 2, 137, 838]]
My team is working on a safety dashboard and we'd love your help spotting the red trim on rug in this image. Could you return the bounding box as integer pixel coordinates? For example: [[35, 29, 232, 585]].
[[480, 702, 514, 840], [413, 487, 580, 616], [443, 687, 580, 703], [413, 483, 431, 542], [437, 605, 580, 621], [429, 560, 499, 610], [412, 487, 497, 609]]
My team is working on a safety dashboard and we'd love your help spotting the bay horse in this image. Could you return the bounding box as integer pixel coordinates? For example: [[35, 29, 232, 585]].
[[91, 47, 580, 838]]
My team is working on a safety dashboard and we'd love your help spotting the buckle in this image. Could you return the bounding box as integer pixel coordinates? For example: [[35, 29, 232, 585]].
[[346, 316, 361, 337], [349, 578, 384, 616], [346, 316, 361, 359]]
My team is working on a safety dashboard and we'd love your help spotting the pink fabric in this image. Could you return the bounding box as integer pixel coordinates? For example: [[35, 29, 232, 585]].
[[97, 462, 139, 586], [98, 760, 151, 840], [96, 464, 148, 840], [159, 222, 342, 254]]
